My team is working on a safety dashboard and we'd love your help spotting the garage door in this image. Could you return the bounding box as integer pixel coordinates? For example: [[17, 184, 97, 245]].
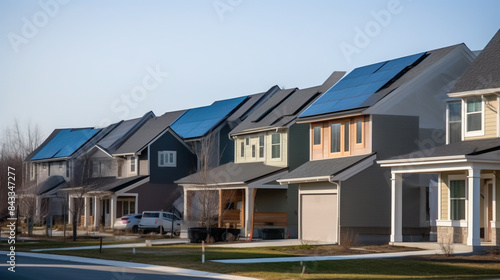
[[301, 194, 337, 243]]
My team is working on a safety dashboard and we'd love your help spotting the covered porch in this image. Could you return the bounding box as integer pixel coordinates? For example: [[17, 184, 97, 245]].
[[178, 162, 289, 239], [379, 144, 500, 249]]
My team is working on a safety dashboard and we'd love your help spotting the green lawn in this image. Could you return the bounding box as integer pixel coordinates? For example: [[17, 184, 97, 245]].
[[15, 240, 500, 279]]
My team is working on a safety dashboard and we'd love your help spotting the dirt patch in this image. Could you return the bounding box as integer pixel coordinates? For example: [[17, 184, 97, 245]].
[[409, 249, 500, 263], [273, 245, 419, 256]]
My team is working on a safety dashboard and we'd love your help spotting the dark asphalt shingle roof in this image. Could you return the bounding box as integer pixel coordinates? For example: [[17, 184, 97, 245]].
[[298, 44, 464, 120], [92, 175, 149, 192], [279, 154, 375, 180], [226, 86, 281, 126], [451, 29, 500, 93], [113, 110, 185, 155], [388, 137, 500, 160], [175, 162, 286, 185]]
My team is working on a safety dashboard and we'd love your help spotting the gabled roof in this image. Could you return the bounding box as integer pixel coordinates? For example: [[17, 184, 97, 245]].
[[226, 85, 281, 126], [95, 112, 154, 155], [299, 45, 465, 119], [89, 175, 149, 193], [170, 96, 248, 140], [113, 110, 185, 155], [175, 162, 286, 186], [28, 128, 101, 161], [450, 29, 500, 94], [277, 154, 376, 184], [230, 72, 345, 135]]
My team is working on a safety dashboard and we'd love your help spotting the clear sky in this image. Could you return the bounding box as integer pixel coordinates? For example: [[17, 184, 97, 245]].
[[1, 0, 499, 139]]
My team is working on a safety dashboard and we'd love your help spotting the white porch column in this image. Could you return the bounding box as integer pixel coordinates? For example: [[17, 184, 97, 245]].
[[244, 188, 255, 238], [35, 196, 41, 224], [83, 196, 90, 228], [183, 188, 189, 222], [110, 195, 117, 229], [94, 196, 101, 229], [390, 172, 403, 243], [68, 196, 73, 225], [467, 168, 481, 247]]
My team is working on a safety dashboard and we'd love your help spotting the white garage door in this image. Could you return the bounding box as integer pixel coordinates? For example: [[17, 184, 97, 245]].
[[301, 194, 337, 243]]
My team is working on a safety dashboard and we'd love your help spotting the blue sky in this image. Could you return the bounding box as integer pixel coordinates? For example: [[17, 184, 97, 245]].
[[1, 0, 499, 138]]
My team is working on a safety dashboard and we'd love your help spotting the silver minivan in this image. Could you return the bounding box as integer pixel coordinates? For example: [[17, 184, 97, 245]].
[[138, 211, 181, 235]]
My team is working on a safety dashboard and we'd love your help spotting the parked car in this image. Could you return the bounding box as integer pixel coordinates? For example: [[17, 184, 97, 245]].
[[138, 211, 181, 235], [114, 214, 142, 233]]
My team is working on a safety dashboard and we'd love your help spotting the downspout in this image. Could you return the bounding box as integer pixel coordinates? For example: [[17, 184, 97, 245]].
[[329, 177, 341, 245]]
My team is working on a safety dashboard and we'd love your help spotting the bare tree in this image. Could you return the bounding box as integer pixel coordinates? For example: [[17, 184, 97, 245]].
[[187, 135, 238, 242], [0, 120, 43, 221]]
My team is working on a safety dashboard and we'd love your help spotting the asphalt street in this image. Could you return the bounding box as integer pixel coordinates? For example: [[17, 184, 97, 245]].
[[0, 255, 219, 280]]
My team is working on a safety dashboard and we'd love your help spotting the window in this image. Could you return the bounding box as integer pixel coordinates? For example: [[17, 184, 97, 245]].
[[450, 180, 466, 220], [130, 156, 136, 173], [271, 133, 281, 159], [59, 162, 63, 170], [356, 120, 363, 144], [344, 121, 350, 152], [448, 102, 462, 144], [466, 98, 482, 134], [313, 126, 321, 145], [66, 161, 70, 178], [92, 161, 101, 177], [30, 163, 36, 180], [245, 138, 249, 145], [251, 145, 256, 158], [158, 151, 176, 167], [330, 123, 341, 153], [42, 163, 47, 170], [258, 135, 264, 158], [240, 141, 245, 157]]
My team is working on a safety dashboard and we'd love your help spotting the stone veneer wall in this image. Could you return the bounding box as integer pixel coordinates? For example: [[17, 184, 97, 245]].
[[437, 226, 467, 244]]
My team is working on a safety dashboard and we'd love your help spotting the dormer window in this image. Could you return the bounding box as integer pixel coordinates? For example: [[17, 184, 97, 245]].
[[465, 97, 483, 136]]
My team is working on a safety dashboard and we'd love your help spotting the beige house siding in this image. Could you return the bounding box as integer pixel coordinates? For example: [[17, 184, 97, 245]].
[[497, 176, 500, 224], [465, 95, 498, 141], [440, 173, 449, 220], [235, 130, 287, 167]]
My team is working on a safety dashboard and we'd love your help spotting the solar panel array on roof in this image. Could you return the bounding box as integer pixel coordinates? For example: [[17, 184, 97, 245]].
[[170, 96, 247, 139], [300, 52, 426, 118], [31, 128, 101, 160]]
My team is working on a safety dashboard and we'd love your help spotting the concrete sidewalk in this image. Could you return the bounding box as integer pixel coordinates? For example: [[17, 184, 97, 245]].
[[0, 251, 258, 280], [32, 238, 189, 252], [209, 239, 330, 248]]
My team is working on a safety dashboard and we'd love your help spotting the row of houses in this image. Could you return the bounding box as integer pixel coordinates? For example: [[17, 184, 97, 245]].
[[25, 29, 500, 249]]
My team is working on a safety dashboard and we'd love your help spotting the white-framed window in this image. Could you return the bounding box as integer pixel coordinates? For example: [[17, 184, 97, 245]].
[[251, 145, 256, 158], [258, 135, 265, 158], [271, 133, 281, 159], [447, 101, 462, 144], [130, 156, 136, 173], [449, 179, 466, 220], [465, 97, 484, 136], [158, 151, 176, 167], [92, 161, 101, 177], [240, 141, 245, 158], [245, 138, 249, 145]]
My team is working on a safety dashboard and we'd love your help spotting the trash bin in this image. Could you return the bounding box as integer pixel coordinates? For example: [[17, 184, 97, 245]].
[[261, 228, 285, 240]]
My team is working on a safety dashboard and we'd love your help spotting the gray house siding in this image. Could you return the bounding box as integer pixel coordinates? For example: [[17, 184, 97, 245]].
[[128, 182, 181, 213], [149, 130, 197, 184], [219, 124, 234, 165], [339, 115, 427, 244]]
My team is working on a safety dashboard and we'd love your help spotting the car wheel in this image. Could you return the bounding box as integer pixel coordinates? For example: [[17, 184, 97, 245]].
[[132, 225, 138, 233]]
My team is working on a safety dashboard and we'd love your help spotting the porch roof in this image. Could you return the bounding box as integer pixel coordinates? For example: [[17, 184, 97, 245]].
[[378, 138, 500, 166], [175, 162, 286, 186], [90, 175, 149, 193], [277, 153, 376, 184]]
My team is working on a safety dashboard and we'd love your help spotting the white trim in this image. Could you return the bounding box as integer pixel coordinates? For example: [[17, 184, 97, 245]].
[[436, 220, 468, 227], [497, 95, 500, 138], [278, 176, 331, 185], [448, 87, 500, 98], [95, 145, 113, 158], [438, 173, 442, 222], [158, 150, 177, 167], [464, 97, 485, 137], [296, 112, 364, 124], [270, 132, 282, 161], [141, 127, 194, 155]]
